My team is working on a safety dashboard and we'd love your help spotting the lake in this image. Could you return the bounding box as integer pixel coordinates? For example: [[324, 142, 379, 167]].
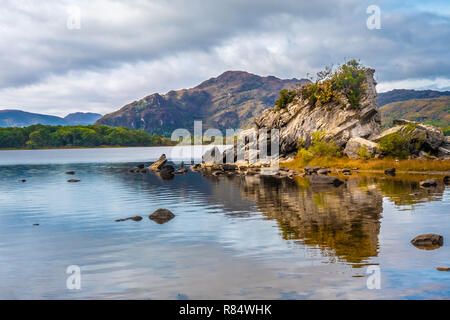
[[0, 147, 449, 299]]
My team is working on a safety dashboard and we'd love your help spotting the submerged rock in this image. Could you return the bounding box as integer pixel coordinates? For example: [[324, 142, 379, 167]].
[[149, 154, 167, 171], [411, 233, 443, 250], [384, 168, 396, 176], [149, 208, 175, 224], [115, 216, 143, 222], [20, 179, 26, 182], [437, 267, 450, 272], [419, 179, 437, 188]]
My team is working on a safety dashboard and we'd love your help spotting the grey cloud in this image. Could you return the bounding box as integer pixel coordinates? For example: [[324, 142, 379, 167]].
[[0, 0, 449, 115]]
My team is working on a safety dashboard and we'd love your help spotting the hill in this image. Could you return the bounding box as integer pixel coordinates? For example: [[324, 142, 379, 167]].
[[378, 89, 450, 107], [96, 71, 308, 136], [0, 110, 102, 127], [379, 96, 450, 131], [64, 112, 102, 125]]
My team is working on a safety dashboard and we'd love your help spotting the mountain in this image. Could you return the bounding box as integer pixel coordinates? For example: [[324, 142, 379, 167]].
[[64, 112, 102, 125], [96, 71, 308, 135], [378, 89, 450, 107], [0, 110, 102, 127], [380, 96, 450, 128]]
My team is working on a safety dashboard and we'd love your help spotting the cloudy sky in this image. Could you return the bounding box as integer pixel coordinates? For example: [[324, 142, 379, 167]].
[[0, 0, 449, 116]]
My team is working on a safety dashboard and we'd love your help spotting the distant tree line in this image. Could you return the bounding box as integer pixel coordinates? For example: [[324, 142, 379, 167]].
[[0, 124, 174, 149]]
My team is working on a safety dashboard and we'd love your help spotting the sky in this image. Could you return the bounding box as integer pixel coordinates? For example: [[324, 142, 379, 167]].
[[0, 0, 449, 116]]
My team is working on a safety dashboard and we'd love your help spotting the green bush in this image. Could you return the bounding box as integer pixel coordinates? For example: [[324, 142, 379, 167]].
[[296, 131, 341, 164], [377, 124, 424, 159], [357, 146, 372, 160], [300, 59, 366, 109], [275, 88, 296, 110]]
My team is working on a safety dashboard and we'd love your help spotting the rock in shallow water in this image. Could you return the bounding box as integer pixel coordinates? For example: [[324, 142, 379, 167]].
[[67, 179, 80, 183], [149, 209, 175, 224], [115, 216, 143, 222], [149, 154, 167, 171], [65, 171, 75, 175], [411, 233, 443, 249], [437, 267, 450, 271]]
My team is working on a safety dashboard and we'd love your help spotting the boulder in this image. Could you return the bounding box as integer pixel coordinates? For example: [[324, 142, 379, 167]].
[[202, 146, 222, 164], [344, 137, 378, 159], [308, 175, 344, 186], [384, 168, 396, 176], [149, 154, 167, 171], [65, 171, 76, 175], [67, 179, 80, 183], [373, 119, 446, 156], [420, 179, 437, 188], [149, 209, 175, 224], [136, 164, 145, 169], [411, 234, 443, 249]]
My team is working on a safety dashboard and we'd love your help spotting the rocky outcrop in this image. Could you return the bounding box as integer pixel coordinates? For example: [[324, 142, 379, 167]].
[[254, 68, 381, 155], [344, 137, 378, 159], [149, 154, 167, 171], [372, 119, 448, 158]]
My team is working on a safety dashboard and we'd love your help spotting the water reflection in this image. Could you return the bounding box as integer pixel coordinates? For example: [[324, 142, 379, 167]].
[[202, 173, 446, 267]]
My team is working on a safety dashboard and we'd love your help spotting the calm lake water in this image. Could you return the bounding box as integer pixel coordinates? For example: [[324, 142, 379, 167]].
[[0, 147, 449, 299]]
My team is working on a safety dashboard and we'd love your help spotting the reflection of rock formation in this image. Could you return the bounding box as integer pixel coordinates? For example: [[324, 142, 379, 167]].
[[231, 176, 383, 266], [373, 177, 445, 207]]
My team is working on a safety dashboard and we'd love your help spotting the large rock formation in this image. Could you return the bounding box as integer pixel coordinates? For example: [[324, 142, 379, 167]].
[[254, 68, 381, 155]]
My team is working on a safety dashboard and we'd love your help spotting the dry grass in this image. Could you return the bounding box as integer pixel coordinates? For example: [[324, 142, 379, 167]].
[[281, 156, 450, 173]]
